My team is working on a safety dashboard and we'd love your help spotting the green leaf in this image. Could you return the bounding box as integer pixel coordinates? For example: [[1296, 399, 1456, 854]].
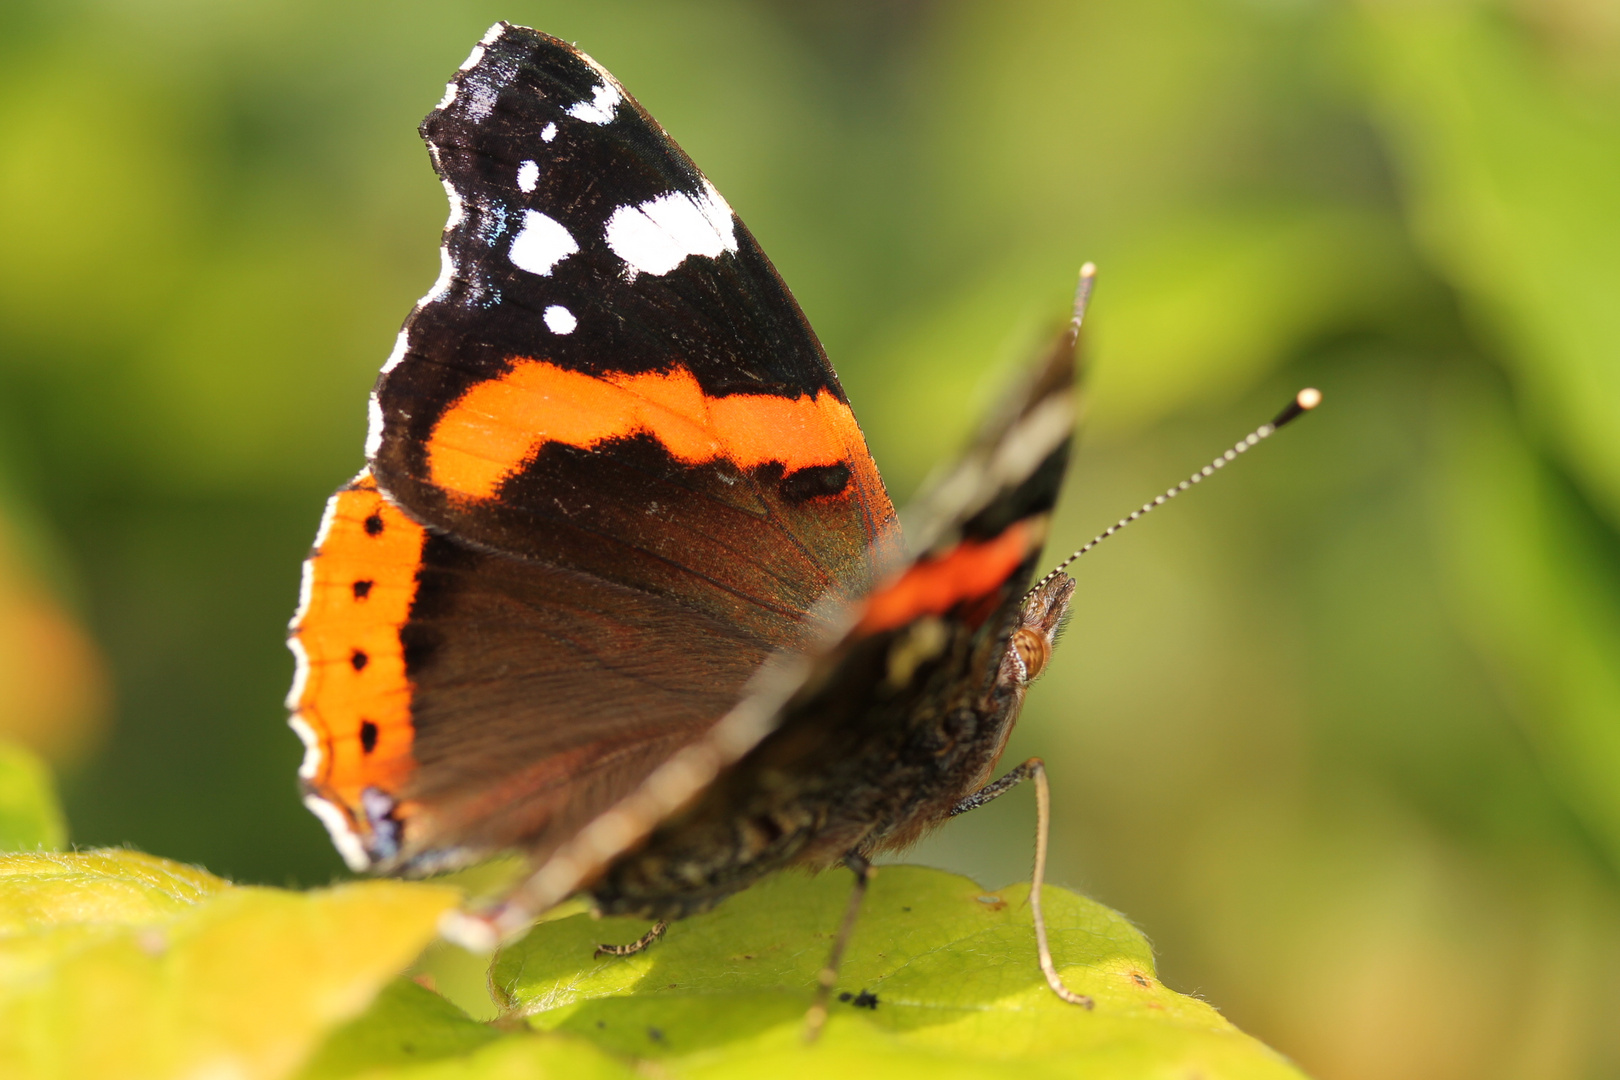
[[337, 1031, 641, 1080], [494, 865, 1305, 1079], [0, 742, 66, 852], [0, 849, 459, 1080], [297, 977, 502, 1080], [298, 977, 640, 1080]]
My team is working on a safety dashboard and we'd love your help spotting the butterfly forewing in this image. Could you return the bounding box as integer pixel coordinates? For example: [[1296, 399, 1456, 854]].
[[371, 24, 897, 646], [292, 24, 897, 873]]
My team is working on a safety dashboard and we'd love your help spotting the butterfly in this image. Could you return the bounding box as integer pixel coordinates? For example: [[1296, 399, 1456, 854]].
[[287, 21, 1300, 1030]]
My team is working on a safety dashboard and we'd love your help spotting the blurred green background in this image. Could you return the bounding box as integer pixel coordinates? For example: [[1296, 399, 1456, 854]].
[[3, 0, 1619, 1076]]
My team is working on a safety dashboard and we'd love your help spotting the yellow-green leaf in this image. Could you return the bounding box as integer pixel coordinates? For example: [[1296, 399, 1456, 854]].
[[494, 865, 1304, 1079], [0, 848, 225, 934], [0, 850, 459, 1080], [297, 977, 502, 1080], [343, 1031, 639, 1080]]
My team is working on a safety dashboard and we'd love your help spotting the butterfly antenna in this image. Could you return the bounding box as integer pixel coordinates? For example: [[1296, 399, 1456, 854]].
[[1070, 262, 1098, 339], [1029, 387, 1323, 593]]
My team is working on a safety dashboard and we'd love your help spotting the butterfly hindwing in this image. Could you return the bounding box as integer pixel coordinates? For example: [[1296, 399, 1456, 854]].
[[289, 468, 779, 873]]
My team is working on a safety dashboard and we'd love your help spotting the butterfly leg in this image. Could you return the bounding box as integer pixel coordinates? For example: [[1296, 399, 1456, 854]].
[[594, 920, 668, 959], [803, 851, 874, 1042], [950, 758, 1093, 1009]]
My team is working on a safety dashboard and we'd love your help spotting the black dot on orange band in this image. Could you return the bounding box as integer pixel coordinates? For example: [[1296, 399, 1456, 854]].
[[780, 462, 851, 504], [352, 579, 373, 599], [359, 721, 378, 753], [350, 649, 369, 671], [364, 513, 384, 536]]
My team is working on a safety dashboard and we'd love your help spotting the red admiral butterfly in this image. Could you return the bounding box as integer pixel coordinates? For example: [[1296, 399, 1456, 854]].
[[287, 22, 1317, 1032]]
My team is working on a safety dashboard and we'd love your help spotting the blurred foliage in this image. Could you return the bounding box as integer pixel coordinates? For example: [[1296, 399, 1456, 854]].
[[0, 742, 65, 852], [0, 511, 108, 764], [2, 0, 1620, 1076]]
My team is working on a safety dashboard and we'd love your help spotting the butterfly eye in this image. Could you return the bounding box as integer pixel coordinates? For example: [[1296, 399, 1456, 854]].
[[1010, 627, 1050, 682]]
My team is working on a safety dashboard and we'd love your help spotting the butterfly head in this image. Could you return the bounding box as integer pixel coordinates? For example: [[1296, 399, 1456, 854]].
[[1004, 571, 1076, 688]]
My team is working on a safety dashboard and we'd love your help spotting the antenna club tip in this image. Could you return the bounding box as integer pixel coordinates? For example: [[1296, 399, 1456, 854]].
[[1070, 263, 1099, 327], [1297, 387, 1322, 410]]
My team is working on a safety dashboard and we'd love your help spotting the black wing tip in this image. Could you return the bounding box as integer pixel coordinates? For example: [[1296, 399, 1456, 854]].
[[425, 22, 596, 125]]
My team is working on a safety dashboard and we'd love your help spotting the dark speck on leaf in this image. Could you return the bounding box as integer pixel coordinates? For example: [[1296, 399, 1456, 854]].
[[596, 1020, 605, 1028], [838, 992, 852, 1002], [852, 990, 879, 1009], [902, 906, 911, 912], [648, 1027, 665, 1043]]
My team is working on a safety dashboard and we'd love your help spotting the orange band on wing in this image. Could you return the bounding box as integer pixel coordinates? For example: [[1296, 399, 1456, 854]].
[[857, 520, 1036, 633], [290, 471, 424, 820], [426, 360, 877, 501]]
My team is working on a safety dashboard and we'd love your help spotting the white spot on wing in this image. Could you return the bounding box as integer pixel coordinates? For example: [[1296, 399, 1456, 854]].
[[291, 557, 315, 632], [288, 712, 319, 777], [517, 160, 539, 193], [425, 245, 457, 302], [509, 210, 579, 276], [365, 394, 384, 459], [604, 180, 737, 278], [544, 305, 577, 334], [436, 81, 458, 110], [286, 626, 311, 713], [311, 484, 345, 551], [542, 122, 558, 142], [304, 792, 371, 872], [456, 24, 505, 71], [567, 81, 622, 125], [380, 328, 410, 375], [442, 179, 464, 228]]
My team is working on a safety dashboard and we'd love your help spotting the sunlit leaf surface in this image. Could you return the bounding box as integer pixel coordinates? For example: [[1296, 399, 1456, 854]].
[[495, 865, 1304, 1078], [0, 849, 458, 1080]]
